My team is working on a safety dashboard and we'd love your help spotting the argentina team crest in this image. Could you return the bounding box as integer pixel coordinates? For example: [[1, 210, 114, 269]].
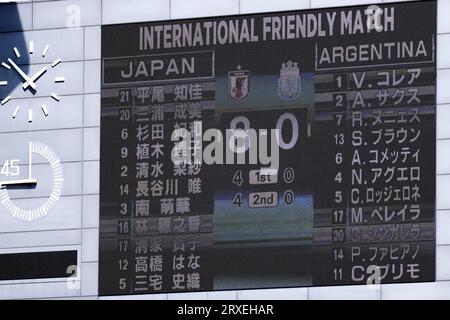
[[228, 66, 249, 102], [278, 60, 301, 100]]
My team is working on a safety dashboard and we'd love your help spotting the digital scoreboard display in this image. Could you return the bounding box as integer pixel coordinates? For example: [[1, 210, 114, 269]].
[[99, 0, 436, 295]]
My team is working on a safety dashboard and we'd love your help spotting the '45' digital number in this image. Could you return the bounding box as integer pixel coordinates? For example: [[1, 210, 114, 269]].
[[0, 160, 20, 177]]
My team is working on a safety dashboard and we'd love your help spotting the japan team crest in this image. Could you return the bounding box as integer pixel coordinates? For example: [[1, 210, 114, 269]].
[[228, 66, 249, 102], [278, 60, 301, 100]]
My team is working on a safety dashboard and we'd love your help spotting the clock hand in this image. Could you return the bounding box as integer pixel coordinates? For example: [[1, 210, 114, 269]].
[[0, 178, 38, 187], [22, 66, 47, 90], [7, 58, 36, 90]]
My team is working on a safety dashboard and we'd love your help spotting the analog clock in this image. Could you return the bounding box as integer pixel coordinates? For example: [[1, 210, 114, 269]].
[[0, 41, 66, 221], [0, 142, 63, 222], [0, 41, 65, 123]]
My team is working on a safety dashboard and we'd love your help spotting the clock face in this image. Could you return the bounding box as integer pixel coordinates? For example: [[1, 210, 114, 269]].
[[0, 41, 65, 123], [0, 142, 64, 222]]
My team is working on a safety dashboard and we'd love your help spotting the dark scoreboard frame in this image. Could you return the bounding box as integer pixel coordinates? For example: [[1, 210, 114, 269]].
[[99, 0, 437, 296]]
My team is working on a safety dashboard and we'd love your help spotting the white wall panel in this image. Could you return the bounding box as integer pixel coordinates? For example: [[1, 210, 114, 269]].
[[0, 28, 84, 65], [33, 0, 101, 29], [309, 285, 381, 300], [102, 0, 170, 25], [0, 2, 32, 33], [84, 60, 101, 94], [437, 211, 450, 245], [0, 128, 82, 164], [81, 262, 98, 296], [167, 291, 208, 300], [237, 288, 308, 300], [437, 34, 450, 69], [437, 139, 450, 174], [83, 93, 100, 127], [171, 0, 239, 19], [81, 228, 98, 262], [0, 229, 81, 249], [0, 280, 81, 299], [83, 161, 99, 194], [240, 0, 309, 14], [40, 296, 98, 300], [83, 127, 100, 161], [437, 69, 450, 104], [437, 174, 450, 209], [382, 281, 450, 300], [437, 105, 450, 139], [82, 194, 99, 228], [311, 0, 376, 9], [437, 0, 450, 34], [207, 290, 238, 300], [84, 26, 101, 61], [0, 196, 82, 233], [436, 245, 450, 280]]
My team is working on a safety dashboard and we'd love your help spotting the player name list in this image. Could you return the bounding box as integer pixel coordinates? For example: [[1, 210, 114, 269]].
[[311, 53, 436, 285]]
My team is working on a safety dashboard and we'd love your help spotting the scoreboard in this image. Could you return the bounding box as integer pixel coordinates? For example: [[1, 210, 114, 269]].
[[99, 1, 436, 295]]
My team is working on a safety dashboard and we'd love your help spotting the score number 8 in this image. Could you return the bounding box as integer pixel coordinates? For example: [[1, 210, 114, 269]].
[[229, 112, 299, 153]]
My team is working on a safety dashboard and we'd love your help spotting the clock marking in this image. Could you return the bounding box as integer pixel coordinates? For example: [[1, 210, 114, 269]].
[[1, 96, 11, 105], [2, 62, 11, 70], [41, 104, 49, 116], [13, 47, 20, 58], [0, 81, 7, 86], [28, 109, 33, 122], [12, 106, 20, 118], [42, 44, 50, 57], [51, 58, 61, 68], [51, 93, 61, 101], [29, 41, 34, 54], [54, 77, 65, 83]]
